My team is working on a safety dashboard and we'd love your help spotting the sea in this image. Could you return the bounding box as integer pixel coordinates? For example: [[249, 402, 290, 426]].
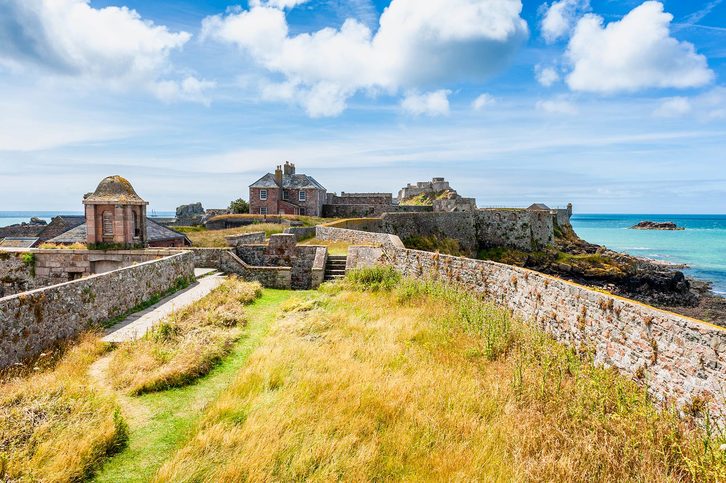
[[1, 211, 724, 295], [571, 214, 726, 296]]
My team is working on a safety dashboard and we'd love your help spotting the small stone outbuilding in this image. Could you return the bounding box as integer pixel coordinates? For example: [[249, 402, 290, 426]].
[[83, 176, 148, 247]]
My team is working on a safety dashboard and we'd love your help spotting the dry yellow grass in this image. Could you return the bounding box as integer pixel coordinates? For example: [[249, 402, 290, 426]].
[[108, 278, 262, 395], [37, 242, 87, 250], [299, 237, 352, 255], [185, 225, 285, 247], [155, 271, 725, 482], [0, 335, 126, 481]]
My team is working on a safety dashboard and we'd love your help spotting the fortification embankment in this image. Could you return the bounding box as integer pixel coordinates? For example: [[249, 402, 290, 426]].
[[0, 252, 195, 368], [341, 234, 725, 421]]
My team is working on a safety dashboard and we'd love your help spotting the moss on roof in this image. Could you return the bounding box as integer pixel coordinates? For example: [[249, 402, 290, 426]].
[[84, 175, 147, 204]]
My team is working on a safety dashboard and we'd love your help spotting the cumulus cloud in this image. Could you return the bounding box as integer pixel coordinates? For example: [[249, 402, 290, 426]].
[[202, 0, 528, 116], [535, 64, 560, 86], [536, 98, 578, 114], [472, 93, 496, 110], [540, 0, 590, 43], [565, 1, 714, 93], [0, 0, 192, 97], [401, 90, 451, 117], [153, 76, 217, 105], [653, 97, 691, 118], [250, 0, 310, 8], [653, 87, 726, 119]]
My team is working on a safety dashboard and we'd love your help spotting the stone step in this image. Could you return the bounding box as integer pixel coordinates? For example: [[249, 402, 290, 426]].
[[327, 256, 348, 261], [326, 262, 347, 268], [326, 269, 346, 275]]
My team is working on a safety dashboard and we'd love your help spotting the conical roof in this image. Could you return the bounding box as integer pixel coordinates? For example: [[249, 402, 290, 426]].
[[83, 175, 147, 205]]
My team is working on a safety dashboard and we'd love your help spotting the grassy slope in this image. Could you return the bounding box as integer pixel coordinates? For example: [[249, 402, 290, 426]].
[[94, 289, 297, 483], [299, 237, 351, 255], [183, 225, 285, 247], [154, 273, 726, 481]]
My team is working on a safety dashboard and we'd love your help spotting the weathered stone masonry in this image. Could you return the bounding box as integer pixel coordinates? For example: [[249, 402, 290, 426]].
[[346, 242, 726, 420], [0, 252, 195, 368]]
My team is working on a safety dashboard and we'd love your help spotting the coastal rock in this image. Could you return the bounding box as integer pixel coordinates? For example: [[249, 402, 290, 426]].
[[630, 221, 684, 231], [175, 202, 205, 226], [29, 217, 47, 225]]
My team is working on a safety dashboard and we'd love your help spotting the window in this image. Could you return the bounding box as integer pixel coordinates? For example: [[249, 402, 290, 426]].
[[132, 211, 141, 238], [282, 190, 289, 201], [102, 211, 113, 236], [260, 207, 268, 215], [260, 189, 268, 201], [298, 191, 306, 202], [299, 208, 306, 215]]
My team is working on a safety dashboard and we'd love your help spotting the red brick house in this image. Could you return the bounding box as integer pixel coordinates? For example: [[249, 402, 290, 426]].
[[249, 162, 327, 216]]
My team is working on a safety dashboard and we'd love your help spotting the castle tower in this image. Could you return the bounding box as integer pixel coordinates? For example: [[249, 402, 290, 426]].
[[83, 175, 148, 247]]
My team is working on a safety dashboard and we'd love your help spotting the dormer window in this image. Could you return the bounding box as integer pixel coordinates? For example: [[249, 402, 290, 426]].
[[299, 191, 306, 202], [260, 189, 268, 201]]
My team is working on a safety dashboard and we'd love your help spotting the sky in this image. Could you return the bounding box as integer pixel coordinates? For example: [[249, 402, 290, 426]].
[[0, 0, 724, 214]]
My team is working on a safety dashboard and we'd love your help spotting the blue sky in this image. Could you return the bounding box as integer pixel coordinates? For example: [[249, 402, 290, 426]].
[[0, 0, 724, 213]]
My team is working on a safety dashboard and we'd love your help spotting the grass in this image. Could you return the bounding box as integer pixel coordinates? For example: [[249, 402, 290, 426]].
[[154, 268, 725, 482], [185, 225, 285, 247], [206, 214, 331, 227], [107, 278, 262, 395], [403, 234, 465, 256], [0, 336, 127, 482], [37, 242, 88, 250], [94, 289, 297, 482], [299, 237, 352, 255], [399, 189, 455, 206]]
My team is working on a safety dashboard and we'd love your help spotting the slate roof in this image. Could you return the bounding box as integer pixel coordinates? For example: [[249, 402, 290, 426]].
[[49, 218, 191, 246], [37, 216, 86, 242], [0, 237, 40, 248], [0, 224, 46, 239], [84, 175, 147, 204], [249, 173, 326, 190]]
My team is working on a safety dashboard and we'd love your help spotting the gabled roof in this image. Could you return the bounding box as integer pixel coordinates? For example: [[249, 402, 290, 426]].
[[49, 218, 191, 246], [249, 173, 326, 190], [0, 223, 46, 239], [37, 216, 86, 241]]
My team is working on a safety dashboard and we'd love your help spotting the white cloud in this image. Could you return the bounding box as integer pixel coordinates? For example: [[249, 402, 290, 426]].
[[535, 64, 560, 86], [540, 0, 589, 43], [0, 0, 191, 96], [250, 0, 310, 9], [153, 76, 217, 105], [202, 0, 528, 116], [472, 93, 496, 110], [402, 90, 451, 117], [653, 97, 691, 118], [536, 98, 578, 114], [565, 1, 714, 93]]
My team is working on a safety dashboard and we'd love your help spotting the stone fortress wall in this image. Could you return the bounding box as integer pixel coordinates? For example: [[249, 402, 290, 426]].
[[0, 252, 195, 368], [325, 229, 726, 421]]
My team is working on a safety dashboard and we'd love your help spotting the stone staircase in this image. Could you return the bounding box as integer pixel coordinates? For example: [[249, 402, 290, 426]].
[[324, 255, 348, 281]]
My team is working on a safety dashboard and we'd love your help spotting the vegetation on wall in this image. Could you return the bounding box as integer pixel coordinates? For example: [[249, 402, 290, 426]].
[[403, 234, 464, 256], [399, 189, 455, 206]]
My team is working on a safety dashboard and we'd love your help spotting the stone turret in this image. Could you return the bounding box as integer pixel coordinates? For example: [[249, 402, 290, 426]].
[[83, 175, 148, 247]]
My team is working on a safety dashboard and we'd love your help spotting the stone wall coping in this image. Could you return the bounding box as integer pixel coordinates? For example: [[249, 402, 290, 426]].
[[0, 252, 189, 303], [0, 248, 184, 256]]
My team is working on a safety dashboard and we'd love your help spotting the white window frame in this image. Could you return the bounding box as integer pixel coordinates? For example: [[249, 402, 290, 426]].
[[260, 207, 268, 215], [260, 189, 268, 201], [298, 190, 306, 202]]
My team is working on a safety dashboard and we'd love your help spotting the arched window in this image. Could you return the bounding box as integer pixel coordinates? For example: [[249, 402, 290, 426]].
[[102, 211, 113, 236], [132, 210, 141, 237]]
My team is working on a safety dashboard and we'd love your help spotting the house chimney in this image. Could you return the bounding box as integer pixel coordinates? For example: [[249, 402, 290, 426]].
[[274, 165, 283, 186], [284, 161, 295, 175]]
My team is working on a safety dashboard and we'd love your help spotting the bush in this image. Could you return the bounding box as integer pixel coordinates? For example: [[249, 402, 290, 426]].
[[229, 198, 249, 214], [344, 266, 401, 292]]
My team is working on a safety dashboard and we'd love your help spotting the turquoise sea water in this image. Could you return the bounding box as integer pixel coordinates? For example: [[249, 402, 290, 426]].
[[571, 214, 726, 295]]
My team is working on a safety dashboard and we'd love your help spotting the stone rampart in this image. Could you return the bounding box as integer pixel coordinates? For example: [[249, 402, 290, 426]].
[[225, 232, 266, 247], [284, 226, 317, 241], [0, 249, 176, 297], [188, 248, 291, 289], [0, 252, 194, 368], [346, 242, 725, 420], [316, 225, 405, 248], [322, 204, 431, 218]]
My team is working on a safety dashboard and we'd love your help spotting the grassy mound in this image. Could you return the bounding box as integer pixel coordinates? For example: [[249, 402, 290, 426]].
[[108, 278, 262, 395], [182, 224, 285, 247], [154, 267, 725, 481], [0, 336, 127, 481]]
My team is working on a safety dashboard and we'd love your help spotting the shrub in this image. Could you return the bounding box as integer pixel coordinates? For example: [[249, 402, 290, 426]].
[[344, 266, 401, 291]]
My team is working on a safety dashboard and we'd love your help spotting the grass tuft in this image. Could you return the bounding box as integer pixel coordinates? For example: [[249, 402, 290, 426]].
[[0, 336, 127, 481], [107, 278, 262, 395]]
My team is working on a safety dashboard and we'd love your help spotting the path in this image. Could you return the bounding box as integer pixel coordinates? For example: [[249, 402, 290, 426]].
[[102, 270, 224, 343], [92, 289, 300, 483]]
